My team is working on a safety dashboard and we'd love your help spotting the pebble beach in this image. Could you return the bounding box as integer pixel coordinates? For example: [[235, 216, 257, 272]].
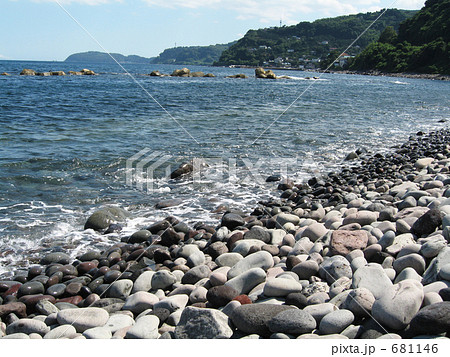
[[1, 128, 450, 340]]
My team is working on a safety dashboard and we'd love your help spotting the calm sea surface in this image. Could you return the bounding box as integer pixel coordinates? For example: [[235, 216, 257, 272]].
[[0, 60, 449, 276]]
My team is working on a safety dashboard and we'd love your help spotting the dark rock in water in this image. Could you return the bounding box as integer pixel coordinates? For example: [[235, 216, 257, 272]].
[[84, 207, 130, 231], [345, 152, 359, 161], [231, 304, 294, 337], [147, 220, 171, 234], [170, 162, 193, 179], [266, 174, 281, 182], [149, 70, 162, 76], [411, 208, 442, 237], [207, 285, 239, 308], [221, 213, 245, 230], [277, 179, 294, 191], [155, 199, 183, 209], [408, 302, 450, 336], [285, 292, 308, 309], [78, 250, 102, 262], [128, 230, 152, 244], [160, 228, 182, 247], [104, 224, 123, 234], [40, 252, 71, 265]]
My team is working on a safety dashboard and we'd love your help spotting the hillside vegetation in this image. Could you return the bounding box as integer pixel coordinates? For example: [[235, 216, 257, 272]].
[[214, 9, 416, 68], [150, 42, 235, 66], [350, 0, 450, 74]]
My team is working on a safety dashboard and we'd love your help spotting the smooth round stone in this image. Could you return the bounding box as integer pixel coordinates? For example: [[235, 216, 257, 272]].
[[227, 251, 273, 279], [275, 213, 300, 226], [5, 318, 50, 336], [394, 267, 422, 284], [409, 301, 450, 335], [439, 263, 450, 280], [83, 326, 112, 339], [263, 277, 302, 297], [57, 307, 109, 333], [319, 309, 354, 335], [44, 324, 77, 339], [2, 333, 30, 339], [303, 303, 338, 324], [393, 253, 426, 275], [372, 279, 424, 330], [18, 281, 45, 297], [131, 271, 154, 293], [152, 295, 189, 314], [420, 236, 447, 258], [231, 304, 294, 337], [209, 272, 227, 286], [422, 247, 450, 285], [151, 271, 177, 290], [104, 314, 134, 334], [270, 229, 287, 246], [107, 279, 133, 300], [224, 268, 267, 295], [221, 213, 245, 230], [291, 260, 319, 280], [174, 306, 233, 339], [384, 268, 396, 281], [122, 291, 159, 315], [40, 252, 71, 265], [207, 285, 239, 308], [125, 315, 159, 339], [342, 211, 377, 226], [378, 230, 396, 249], [319, 256, 352, 284], [350, 256, 367, 272], [181, 265, 211, 285], [189, 286, 208, 304], [268, 309, 316, 335], [285, 293, 308, 309], [128, 230, 151, 244], [352, 264, 393, 299], [215, 252, 243, 268], [35, 300, 59, 316], [243, 226, 271, 243], [423, 292, 443, 306], [301, 223, 328, 242], [186, 250, 205, 268], [342, 288, 375, 317], [232, 239, 266, 256], [330, 230, 368, 256]]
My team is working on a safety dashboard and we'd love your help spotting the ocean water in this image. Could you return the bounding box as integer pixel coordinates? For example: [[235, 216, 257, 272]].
[[0, 60, 449, 276]]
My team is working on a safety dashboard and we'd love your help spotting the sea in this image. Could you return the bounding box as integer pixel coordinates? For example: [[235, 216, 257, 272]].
[[0, 60, 449, 277]]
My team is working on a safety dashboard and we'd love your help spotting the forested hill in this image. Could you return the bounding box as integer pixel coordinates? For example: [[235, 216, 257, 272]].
[[350, 0, 450, 74], [150, 42, 236, 66], [214, 9, 416, 67], [65, 51, 153, 64]]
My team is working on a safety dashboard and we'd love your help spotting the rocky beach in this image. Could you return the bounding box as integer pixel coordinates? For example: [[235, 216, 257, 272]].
[[1, 128, 450, 340]]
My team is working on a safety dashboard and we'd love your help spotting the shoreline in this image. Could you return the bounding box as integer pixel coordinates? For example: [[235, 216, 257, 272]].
[[1, 127, 450, 339]]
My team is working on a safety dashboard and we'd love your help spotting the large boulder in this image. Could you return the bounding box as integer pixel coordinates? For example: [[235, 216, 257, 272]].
[[171, 68, 191, 77], [174, 307, 233, 339], [20, 69, 36, 76], [84, 206, 130, 231], [255, 67, 277, 79]]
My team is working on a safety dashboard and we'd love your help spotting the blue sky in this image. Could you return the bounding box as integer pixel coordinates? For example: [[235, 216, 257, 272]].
[[1, 0, 425, 61]]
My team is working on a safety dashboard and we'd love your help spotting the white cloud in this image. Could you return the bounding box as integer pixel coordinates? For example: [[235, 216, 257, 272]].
[[140, 0, 423, 24]]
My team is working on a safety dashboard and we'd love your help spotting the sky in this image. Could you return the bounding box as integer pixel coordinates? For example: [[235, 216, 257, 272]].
[[0, 0, 425, 61]]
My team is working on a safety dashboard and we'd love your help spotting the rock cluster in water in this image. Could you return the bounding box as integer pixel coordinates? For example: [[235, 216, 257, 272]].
[[19, 68, 96, 76], [1, 129, 450, 339]]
